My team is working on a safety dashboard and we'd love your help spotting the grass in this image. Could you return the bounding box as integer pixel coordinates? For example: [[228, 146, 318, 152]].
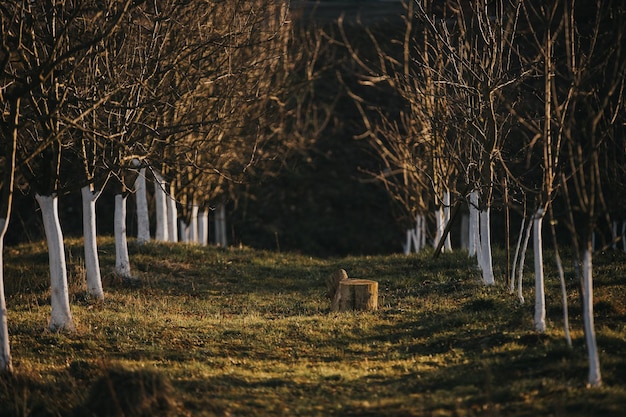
[[1, 237, 626, 416]]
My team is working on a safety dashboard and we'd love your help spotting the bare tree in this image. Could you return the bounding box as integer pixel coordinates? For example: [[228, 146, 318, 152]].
[[555, 0, 626, 388]]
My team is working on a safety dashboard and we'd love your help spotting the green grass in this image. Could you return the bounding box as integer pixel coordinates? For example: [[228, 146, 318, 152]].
[[1, 238, 626, 416]]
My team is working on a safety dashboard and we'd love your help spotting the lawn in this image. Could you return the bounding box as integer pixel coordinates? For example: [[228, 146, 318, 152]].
[[1, 238, 625, 416]]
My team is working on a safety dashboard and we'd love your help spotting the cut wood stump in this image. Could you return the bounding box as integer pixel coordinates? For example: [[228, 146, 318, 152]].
[[332, 279, 378, 312]]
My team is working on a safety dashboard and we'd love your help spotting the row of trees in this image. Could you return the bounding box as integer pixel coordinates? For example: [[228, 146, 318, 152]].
[[0, 0, 325, 373], [342, 0, 625, 387]]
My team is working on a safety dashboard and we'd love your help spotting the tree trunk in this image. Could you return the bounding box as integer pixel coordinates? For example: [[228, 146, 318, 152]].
[[35, 194, 75, 332], [510, 216, 526, 294], [479, 208, 495, 285], [167, 185, 178, 243], [81, 186, 104, 300], [333, 279, 378, 312], [114, 194, 131, 278], [517, 217, 533, 304], [135, 168, 150, 245], [443, 190, 452, 251], [0, 220, 12, 372], [468, 190, 479, 257], [214, 203, 228, 247], [582, 248, 602, 387], [179, 219, 189, 243], [533, 208, 546, 332], [198, 208, 209, 246], [189, 204, 199, 244], [434, 206, 444, 251], [582, 247, 602, 387], [403, 229, 412, 255], [153, 172, 168, 241]]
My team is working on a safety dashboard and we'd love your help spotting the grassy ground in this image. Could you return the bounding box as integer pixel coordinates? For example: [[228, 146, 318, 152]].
[[1, 238, 625, 416]]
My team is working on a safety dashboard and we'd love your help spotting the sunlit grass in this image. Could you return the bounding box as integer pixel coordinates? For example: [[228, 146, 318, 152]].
[[1, 237, 625, 416]]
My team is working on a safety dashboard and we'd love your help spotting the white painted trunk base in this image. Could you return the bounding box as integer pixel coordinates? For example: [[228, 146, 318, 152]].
[[479, 209, 495, 285], [533, 209, 546, 332], [582, 249, 602, 387], [189, 204, 199, 244], [214, 203, 228, 247], [179, 219, 190, 243], [198, 208, 209, 246], [135, 168, 150, 244], [468, 191, 479, 257], [35, 194, 75, 332], [167, 190, 178, 243], [81, 186, 104, 300], [153, 172, 168, 241], [114, 194, 132, 278], [433, 206, 444, 251], [404, 214, 426, 254], [0, 219, 12, 372]]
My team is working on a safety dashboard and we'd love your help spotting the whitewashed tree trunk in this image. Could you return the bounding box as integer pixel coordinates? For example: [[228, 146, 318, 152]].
[[179, 219, 189, 243], [433, 206, 445, 251], [468, 191, 479, 257], [510, 216, 526, 294], [135, 168, 150, 244], [479, 208, 495, 285], [35, 194, 75, 332], [517, 218, 533, 304], [416, 214, 424, 252], [198, 208, 209, 246], [443, 190, 452, 252], [582, 248, 602, 387], [81, 186, 104, 300], [153, 172, 168, 241], [215, 203, 228, 247], [403, 229, 412, 255], [420, 213, 426, 249], [114, 194, 131, 278], [167, 187, 178, 243], [0, 219, 12, 372], [533, 209, 546, 332], [189, 204, 199, 244]]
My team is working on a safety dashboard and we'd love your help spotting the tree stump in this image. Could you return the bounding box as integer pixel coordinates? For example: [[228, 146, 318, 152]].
[[333, 279, 378, 312]]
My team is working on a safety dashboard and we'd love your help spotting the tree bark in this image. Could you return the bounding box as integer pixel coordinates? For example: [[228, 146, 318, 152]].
[[81, 186, 104, 300], [35, 194, 75, 332]]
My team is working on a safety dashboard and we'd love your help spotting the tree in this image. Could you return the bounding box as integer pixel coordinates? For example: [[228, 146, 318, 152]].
[[555, 0, 626, 387]]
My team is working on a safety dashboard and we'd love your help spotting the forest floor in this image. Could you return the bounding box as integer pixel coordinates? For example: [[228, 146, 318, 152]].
[[1, 238, 626, 416]]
